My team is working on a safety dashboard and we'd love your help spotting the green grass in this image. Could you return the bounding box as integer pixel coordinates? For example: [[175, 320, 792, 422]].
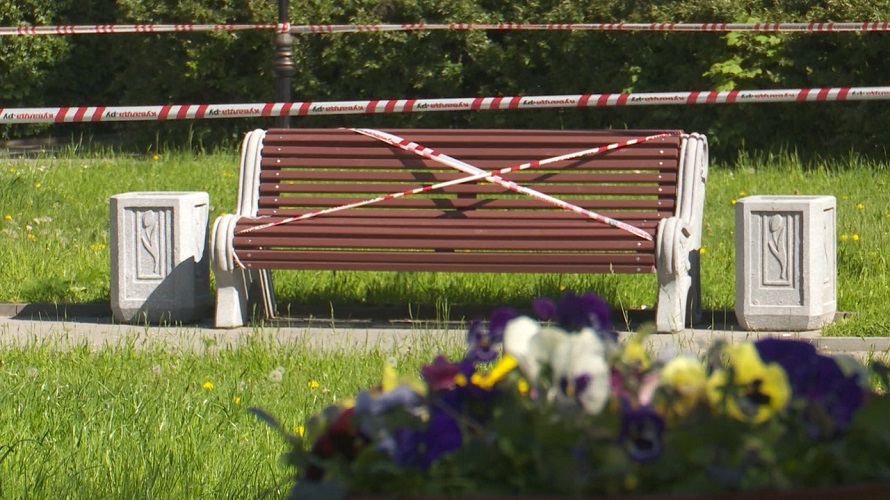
[[0, 331, 464, 498], [0, 147, 888, 335]]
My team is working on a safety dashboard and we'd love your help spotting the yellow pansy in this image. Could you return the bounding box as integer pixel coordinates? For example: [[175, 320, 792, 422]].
[[706, 343, 790, 424], [658, 357, 707, 417]]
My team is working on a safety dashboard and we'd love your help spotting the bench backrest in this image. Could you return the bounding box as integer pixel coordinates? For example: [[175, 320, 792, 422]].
[[234, 128, 685, 273]]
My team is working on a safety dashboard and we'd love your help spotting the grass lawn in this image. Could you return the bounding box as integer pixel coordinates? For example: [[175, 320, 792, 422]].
[[0, 147, 888, 335], [0, 332, 464, 498]]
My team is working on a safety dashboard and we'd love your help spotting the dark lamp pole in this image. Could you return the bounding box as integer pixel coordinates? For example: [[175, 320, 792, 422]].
[[273, 0, 296, 128]]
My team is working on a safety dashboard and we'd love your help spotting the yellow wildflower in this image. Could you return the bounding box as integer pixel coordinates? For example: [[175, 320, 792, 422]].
[[3, 214, 11, 220], [857, 203, 865, 210], [294, 425, 305, 437], [840, 234, 848, 241], [699, 247, 706, 255], [731, 199, 737, 205], [852, 234, 860, 241], [307, 380, 320, 389], [232, 396, 241, 405], [34, 182, 41, 189], [152, 154, 160, 161], [202, 381, 214, 391]]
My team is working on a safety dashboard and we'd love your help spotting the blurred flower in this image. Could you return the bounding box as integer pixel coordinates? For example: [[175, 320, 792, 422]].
[[3, 214, 11, 220], [307, 380, 320, 389], [619, 401, 665, 463], [731, 199, 737, 205], [152, 154, 160, 161], [707, 343, 790, 424], [203, 381, 214, 391], [252, 290, 890, 498], [269, 367, 284, 383], [658, 356, 707, 417], [840, 233, 848, 241], [233, 396, 241, 405], [857, 203, 865, 210], [852, 234, 860, 241]]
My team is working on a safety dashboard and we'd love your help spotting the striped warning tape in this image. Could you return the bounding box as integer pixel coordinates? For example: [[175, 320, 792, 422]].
[[3, 21, 890, 36], [2, 87, 889, 124]]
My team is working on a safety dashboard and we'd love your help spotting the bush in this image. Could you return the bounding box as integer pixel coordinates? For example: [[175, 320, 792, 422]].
[[3, 0, 890, 158]]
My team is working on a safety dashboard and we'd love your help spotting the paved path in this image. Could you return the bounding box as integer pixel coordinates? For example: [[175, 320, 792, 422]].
[[2, 304, 888, 362]]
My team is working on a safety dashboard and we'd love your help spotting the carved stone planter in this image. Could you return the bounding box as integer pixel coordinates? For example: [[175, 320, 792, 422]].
[[734, 195, 836, 331], [110, 191, 211, 324]]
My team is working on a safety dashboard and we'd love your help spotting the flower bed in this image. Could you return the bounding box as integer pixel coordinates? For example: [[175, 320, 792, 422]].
[[253, 291, 890, 499]]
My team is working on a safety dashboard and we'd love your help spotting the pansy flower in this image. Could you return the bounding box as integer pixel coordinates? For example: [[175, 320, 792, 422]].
[[755, 338, 865, 437], [549, 328, 611, 415], [707, 343, 791, 424], [391, 408, 463, 469], [618, 400, 666, 463], [658, 356, 707, 417], [533, 290, 612, 333]]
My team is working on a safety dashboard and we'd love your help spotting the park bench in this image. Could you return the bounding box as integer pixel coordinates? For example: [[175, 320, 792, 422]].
[[210, 127, 708, 332]]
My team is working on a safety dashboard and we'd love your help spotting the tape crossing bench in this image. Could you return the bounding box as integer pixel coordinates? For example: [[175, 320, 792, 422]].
[[211, 128, 708, 332]]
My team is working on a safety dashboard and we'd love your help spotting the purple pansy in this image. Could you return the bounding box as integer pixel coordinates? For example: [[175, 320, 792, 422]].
[[392, 408, 463, 469], [532, 290, 612, 333], [464, 307, 517, 364], [618, 401, 665, 463], [755, 338, 865, 437]]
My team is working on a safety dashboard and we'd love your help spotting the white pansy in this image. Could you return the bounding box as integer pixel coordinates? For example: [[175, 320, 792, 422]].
[[503, 316, 542, 381], [549, 328, 611, 415]]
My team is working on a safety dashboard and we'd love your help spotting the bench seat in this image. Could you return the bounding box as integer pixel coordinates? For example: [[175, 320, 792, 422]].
[[212, 128, 708, 332]]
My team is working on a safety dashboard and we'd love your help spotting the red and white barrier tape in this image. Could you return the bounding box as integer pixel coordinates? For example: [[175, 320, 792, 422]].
[[3, 86, 890, 124], [237, 130, 674, 236], [0, 23, 288, 36], [350, 128, 654, 241], [3, 21, 890, 36]]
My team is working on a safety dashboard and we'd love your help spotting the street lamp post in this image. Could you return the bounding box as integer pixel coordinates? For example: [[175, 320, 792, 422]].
[[273, 0, 296, 128]]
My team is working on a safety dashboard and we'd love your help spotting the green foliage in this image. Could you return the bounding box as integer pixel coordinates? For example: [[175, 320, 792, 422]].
[[0, 335, 464, 497], [3, 0, 890, 156]]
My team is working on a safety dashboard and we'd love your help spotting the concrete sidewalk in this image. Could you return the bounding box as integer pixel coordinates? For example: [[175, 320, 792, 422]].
[[1, 303, 888, 361]]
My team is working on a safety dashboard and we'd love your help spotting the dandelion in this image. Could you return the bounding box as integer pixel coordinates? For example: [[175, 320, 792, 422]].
[[294, 425, 305, 437], [731, 199, 737, 205], [852, 234, 860, 241], [3, 214, 11, 220], [857, 203, 865, 210], [233, 396, 241, 405], [203, 381, 214, 391], [308, 380, 320, 389], [738, 191, 746, 197], [34, 182, 41, 189], [840, 234, 849, 241], [152, 154, 160, 161], [268, 367, 284, 383], [699, 247, 706, 255]]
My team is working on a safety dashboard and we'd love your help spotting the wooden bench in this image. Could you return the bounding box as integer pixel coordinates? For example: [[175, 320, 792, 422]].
[[211, 128, 708, 332]]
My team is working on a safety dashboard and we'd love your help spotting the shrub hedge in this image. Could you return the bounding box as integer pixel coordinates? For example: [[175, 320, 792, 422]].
[[2, 0, 890, 158]]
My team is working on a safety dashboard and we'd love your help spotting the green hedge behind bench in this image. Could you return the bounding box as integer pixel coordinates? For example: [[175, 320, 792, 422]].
[[3, 0, 890, 159]]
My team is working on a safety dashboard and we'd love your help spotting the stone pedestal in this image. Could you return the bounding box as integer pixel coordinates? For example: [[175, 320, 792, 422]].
[[110, 192, 211, 324], [735, 195, 836, 331]]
